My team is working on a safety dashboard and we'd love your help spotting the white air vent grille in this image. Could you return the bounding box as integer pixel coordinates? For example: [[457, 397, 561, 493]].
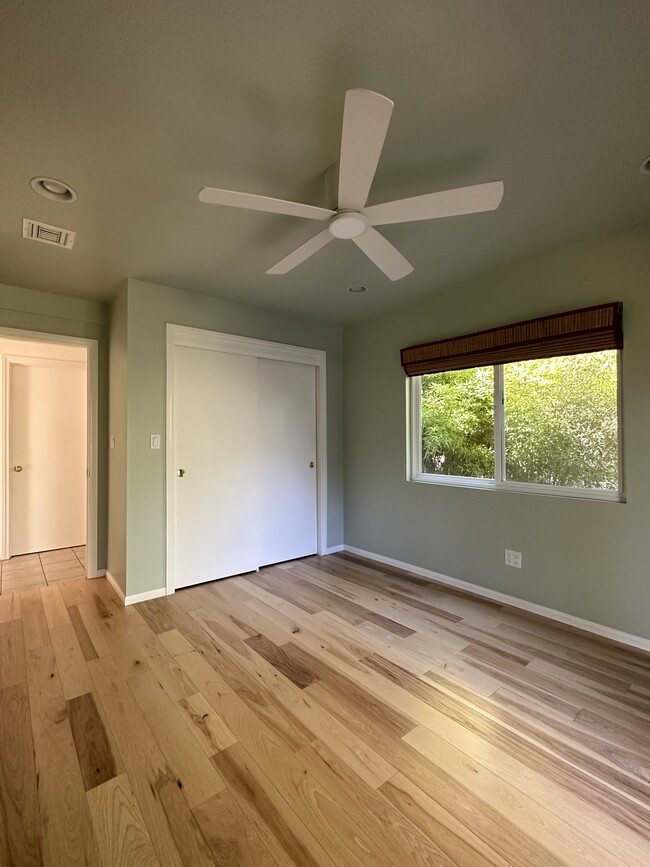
[[22, 218, 76, 249]]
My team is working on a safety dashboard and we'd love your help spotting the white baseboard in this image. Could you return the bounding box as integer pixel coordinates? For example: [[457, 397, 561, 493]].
[[104, 570, 125, 604], [342, 545, 650, 654], [324, 544, 344, 554], [125, 587, 167, 605], [104, 571, 166, 606]]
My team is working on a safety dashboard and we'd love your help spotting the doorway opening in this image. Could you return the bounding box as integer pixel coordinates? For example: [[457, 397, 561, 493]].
[[0, 328, 99, 593]]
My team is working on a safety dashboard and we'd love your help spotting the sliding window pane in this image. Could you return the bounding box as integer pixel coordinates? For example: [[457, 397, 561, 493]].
[[503, 351, 618, 489], [420, 367, 494, 478]]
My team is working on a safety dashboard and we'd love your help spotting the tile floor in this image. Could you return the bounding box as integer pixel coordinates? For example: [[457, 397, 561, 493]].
[[0, 545, 86, 594]]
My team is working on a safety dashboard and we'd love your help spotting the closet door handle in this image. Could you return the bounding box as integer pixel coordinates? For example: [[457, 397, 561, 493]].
[[177, 468, 186, 477], [13, 465, 23, 472]]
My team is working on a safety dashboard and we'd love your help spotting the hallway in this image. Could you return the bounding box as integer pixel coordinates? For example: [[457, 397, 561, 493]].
[[0, 547, 86, 594]]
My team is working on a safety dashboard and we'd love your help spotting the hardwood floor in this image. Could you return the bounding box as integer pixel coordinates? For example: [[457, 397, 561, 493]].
[[1, 551, 650, 865]]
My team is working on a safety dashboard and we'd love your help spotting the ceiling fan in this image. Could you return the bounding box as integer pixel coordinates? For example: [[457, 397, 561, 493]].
[[199, 89, 504, 281]]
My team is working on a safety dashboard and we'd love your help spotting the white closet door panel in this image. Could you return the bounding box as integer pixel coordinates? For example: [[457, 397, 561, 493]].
[[258, 358, 317, 566], [174, 346, 258, 587], [9, 362, 87, 556]]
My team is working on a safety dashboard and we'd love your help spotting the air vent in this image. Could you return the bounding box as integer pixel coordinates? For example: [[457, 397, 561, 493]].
[[22, 218, 76, 249]]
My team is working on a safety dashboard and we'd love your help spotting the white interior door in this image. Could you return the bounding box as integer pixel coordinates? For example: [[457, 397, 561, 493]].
[[174, 346, 258, 588], [8, 361, 87, 556], [257, 358, 317, 567]]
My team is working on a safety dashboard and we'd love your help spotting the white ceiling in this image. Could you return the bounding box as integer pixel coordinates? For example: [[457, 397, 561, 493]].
[[1, 1, 649, 324]]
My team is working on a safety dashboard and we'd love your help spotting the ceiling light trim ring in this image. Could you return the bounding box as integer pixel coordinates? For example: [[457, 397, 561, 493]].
[[30, 177, 78, 203]]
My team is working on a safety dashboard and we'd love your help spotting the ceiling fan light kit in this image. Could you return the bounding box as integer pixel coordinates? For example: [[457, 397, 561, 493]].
[[328, 211, 368, 239], [199, 89, 504, 281]]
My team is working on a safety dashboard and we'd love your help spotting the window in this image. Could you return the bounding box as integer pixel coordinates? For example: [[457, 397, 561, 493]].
[[410, 350, 622, 500]]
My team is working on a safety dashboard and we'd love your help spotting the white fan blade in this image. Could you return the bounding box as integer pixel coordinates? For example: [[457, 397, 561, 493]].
[[338, 89, 394, 211], [353, 227, 413, 281], [266, 229, 334, 275], [199, 187, 335, 221], [365, 181, 504, 226]]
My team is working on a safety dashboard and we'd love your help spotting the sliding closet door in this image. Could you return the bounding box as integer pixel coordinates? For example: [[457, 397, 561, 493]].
[[257, 358, 318, 567], [174, 346, 258, 587]]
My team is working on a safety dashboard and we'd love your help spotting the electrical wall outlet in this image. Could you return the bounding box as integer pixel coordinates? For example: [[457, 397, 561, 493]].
[[505, 549, 522, 568]]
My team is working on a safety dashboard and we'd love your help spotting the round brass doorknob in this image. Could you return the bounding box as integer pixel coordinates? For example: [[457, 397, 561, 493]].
[[309, 461, 315, 468], [177, 468, 186, 477], [13, 465, 23, 472]]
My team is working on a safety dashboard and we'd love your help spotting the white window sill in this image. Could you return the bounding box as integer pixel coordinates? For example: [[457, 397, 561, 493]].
[[409, 472, 625, 503]]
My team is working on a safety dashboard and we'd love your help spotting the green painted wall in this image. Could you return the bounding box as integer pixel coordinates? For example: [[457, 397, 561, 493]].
[[0, 281, 109, 570], [124, 279, 344, 596], [107, 285, 128, 592], [344, 221, 650, 639]]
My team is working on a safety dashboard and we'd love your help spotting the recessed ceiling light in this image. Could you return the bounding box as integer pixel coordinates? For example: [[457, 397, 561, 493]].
[[639, 156, 650, 175], [347, 285, 369, 295], [30, 176, 77, 202]]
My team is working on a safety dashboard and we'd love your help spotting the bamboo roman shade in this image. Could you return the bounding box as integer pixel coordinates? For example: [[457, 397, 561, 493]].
[[400, 302, 623, 377]]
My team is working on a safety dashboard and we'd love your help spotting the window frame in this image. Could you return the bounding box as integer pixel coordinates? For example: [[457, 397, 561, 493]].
[[407, 351, 624, 503]]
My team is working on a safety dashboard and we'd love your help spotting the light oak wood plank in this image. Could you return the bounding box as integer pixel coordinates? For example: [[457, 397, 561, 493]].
[[302, 739, 460, 867], [176, 691, 238, 756], [158, 628, 195, 656], [305, 682, 565, 867], [136, 599, 178, 634], [74, 596, 112, 658], [188, 613, 316, 752], [127, 669, 226, 808], [48, 623, 94, 699], [244, 631, 318, 688], [405, 723, 623, 866], [0, 682, 43, 866], [88, 654, 210, 866], [57, 578, 88, 608], [193, 788, 278, 867], [0, 618, 26, 688], [68, 605, 99, 661], [400, 712, 650, 867], [206, 687, 391, 867], [86, 773, 160, 867], [27, 645, 99, 866], [213, 742, 337, 867], [40, 584, 71, 628], [381, 772, 510, 867], [125, 615, 199, 701], [21, 588, 51, 651]]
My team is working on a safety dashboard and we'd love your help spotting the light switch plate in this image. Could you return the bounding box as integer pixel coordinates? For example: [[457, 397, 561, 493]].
[[110, 434, 115, 449], [150, 434, 161, 450]]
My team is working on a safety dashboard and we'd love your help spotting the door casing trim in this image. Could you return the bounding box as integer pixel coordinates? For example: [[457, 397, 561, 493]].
[[166, 324, 327, 596]]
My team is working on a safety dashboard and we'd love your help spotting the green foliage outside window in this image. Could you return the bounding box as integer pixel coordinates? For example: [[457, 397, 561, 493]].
[[504, 352, 618, 488], [421, 366, 494, 477], [420, 351, 618, 489]]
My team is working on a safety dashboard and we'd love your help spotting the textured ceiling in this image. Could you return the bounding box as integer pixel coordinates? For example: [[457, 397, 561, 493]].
[[1, 1, 649, 324]]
